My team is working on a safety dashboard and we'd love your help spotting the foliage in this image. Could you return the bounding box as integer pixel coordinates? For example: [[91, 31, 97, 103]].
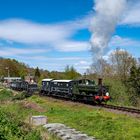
[[0, 58, 28, 77], [128, 65, 140, 94], [104, 78, 130, 106], [64, 65, 81, 79], [0, 58, 81, 83], [35, 67, 41, 78], [0, 89, 14, 101], [109, 48, 136, 81], [0, 89, 28, 102], [0, 107, 41, 140], [0, 89, 60, 140], [12, 92, 28, 100], [126, 65, 140, 106], [87, 49, 140, 107]]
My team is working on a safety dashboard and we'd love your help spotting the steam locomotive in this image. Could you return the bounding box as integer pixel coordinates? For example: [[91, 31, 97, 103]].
[[40, 78, 110, 103], [9, 77, 110, 103]]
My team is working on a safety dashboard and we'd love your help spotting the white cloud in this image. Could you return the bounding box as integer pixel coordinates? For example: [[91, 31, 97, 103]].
[[0, 19, 69, 44], [21, 56, 91, 73], [0, 16, 91, 52], [75, 60, 89, 65], [55, 41, 90, 52], [0, 10, 92, 71], [0, 47, 49, 56], [109, 35, 140, 48], [103, 35, 140, 60], [14, 56, 90, 61], [74, 60, 91, 73], [120, 1, 140, 26]]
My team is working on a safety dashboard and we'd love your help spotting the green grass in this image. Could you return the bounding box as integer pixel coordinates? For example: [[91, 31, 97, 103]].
[[0, 89, 42, 140], [0, 89, 14, 101], [0, 89, 60, 140], [28, 95, 140, 140], [0, 106, 42, 140], [1, 89, 140, 140]]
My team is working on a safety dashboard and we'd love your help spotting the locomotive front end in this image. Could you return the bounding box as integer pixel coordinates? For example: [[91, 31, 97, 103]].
[[94, 78, 111, 103]]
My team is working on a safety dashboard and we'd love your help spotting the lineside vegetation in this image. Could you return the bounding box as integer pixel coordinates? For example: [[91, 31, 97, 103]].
[[1, 87, 140, 140]]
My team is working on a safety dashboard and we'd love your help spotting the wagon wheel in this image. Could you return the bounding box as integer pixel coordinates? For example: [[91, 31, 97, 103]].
[[71, 95, 77, 101]]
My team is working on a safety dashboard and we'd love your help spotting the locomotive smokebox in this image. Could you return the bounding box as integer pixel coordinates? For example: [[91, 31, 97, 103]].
[[98, 78, 102, 86]]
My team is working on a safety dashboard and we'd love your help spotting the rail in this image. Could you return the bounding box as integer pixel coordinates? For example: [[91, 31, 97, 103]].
[[99, 104, 140, 114]]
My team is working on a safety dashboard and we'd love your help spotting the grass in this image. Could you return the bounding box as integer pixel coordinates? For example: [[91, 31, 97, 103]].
[[0, 89, 59, 140], [0, 89, 13, 101], [28, 95, 140, 140], [0, 88, 140, 140]]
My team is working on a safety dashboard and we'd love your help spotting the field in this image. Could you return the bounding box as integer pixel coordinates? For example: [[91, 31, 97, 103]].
[[0, 87, 140, 140]]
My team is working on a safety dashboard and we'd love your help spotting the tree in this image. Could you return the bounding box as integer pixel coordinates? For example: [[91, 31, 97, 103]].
[[91, 58, 112, 78], [34, 67, 41, 82], [35, 67, 41, 77], [127, 65, 140, 106], [128, 66, 140, 94], [64, 65, 81, 79], [109, 48, 136, 80], [0, 58, 28, 77]]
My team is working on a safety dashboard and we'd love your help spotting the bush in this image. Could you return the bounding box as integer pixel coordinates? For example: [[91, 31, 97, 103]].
[[12, 92, 27, 101], [0, 107, 41, 140], [104, 79, 130, 106], [0, 89, 13, 101]]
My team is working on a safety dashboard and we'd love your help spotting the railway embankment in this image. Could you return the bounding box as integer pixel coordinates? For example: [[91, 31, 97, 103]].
[[0, 88, 140, 140]]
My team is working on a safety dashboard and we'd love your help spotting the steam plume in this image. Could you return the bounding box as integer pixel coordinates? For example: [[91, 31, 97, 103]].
[[90, 0, 127, 58]]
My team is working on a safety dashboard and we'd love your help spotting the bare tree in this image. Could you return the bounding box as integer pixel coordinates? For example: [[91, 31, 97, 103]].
[[109, 48, 136, 80], [91, 58, 112, 78]]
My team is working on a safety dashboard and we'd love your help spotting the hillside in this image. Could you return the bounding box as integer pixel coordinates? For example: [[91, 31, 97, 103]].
[[0, 57, 81, 80]]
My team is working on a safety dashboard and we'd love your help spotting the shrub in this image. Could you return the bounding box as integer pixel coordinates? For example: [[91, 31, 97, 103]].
[[12, 92, 27, 101], [104, 79, 130, 106], [0, 107, 41, 140], [0, 89, 13, 101]]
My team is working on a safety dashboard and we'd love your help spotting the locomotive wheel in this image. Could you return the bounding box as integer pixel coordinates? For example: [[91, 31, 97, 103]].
[[80, 92, 86, 95]]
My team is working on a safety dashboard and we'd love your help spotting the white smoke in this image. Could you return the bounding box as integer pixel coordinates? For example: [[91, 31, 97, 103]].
[[90, 0, 127, 58]]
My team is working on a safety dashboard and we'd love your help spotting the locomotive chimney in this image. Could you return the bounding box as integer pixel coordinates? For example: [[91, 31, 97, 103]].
[[98, 78, 102, 86]]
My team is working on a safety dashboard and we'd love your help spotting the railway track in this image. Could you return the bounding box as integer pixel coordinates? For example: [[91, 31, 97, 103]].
[[42, 94, 140, 115], [99, 104, 140, 114], [7, 86, 140, 115], [38, 92, 140, 114]]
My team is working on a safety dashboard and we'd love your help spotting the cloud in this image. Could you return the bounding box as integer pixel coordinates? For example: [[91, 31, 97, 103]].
[[21, 56, 91, 73], [54, 41, 90, 52], [74, 60, 91, 73], [0, 19, 70, 44], [0, 47, 49, 57], [0, 16, 91, 52], [120, 0, 140, 26], [1, 1, 140, 73], [103, 35, 140, 60], [75, 60, 89, 65], [0, 16, 92, 73], [109, 35, 140, 48]]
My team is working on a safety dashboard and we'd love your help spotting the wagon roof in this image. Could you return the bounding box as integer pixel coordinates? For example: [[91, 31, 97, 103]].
[[42, 79, 53, 82], [52, 80, 72, 83]]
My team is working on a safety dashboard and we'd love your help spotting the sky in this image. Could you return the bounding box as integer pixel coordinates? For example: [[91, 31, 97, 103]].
[[0, 0, 140, 73]]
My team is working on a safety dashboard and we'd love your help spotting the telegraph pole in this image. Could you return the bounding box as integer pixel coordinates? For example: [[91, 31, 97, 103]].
[[5, 67, 10, 77]]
